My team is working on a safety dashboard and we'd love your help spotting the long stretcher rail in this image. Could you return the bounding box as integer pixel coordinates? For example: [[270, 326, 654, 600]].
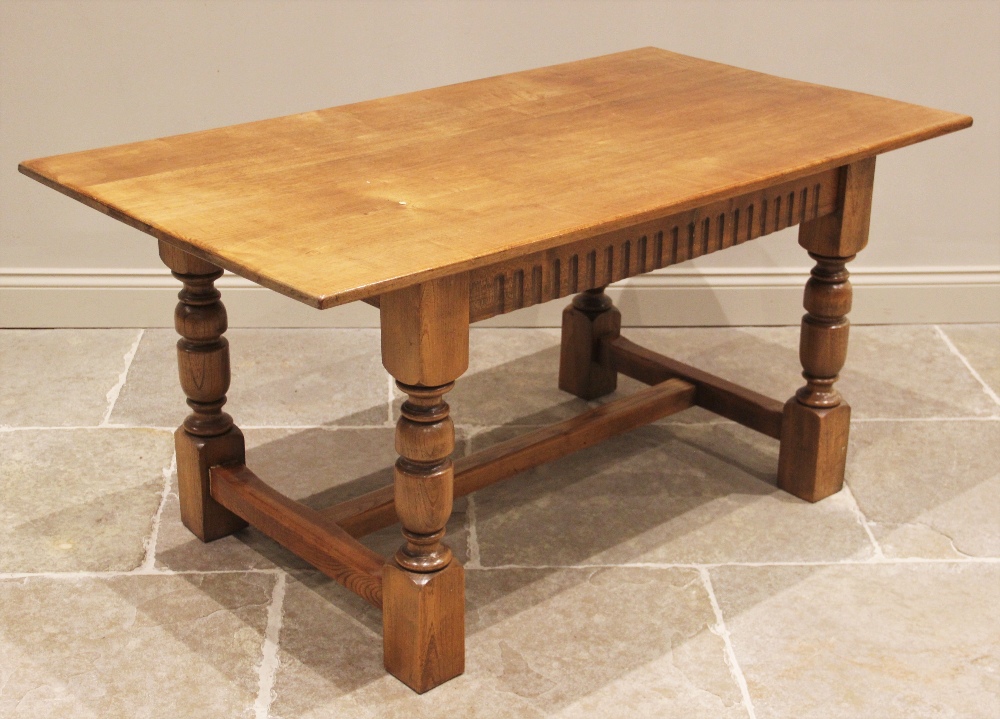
[[322, 377, 696, 538]]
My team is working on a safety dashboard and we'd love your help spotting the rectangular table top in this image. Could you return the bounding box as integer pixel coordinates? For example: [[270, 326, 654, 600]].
[[20, 48, 970, 309]]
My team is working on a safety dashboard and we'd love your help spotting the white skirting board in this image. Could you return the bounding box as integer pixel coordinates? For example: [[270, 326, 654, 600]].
[[1, 266, 997, 328]]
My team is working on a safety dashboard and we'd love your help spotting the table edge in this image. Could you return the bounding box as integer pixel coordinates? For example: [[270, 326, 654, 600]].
[[18, 113, 971, 310]]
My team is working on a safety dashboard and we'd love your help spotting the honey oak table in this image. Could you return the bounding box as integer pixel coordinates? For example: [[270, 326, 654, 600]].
[[20, 48, 971, 693]]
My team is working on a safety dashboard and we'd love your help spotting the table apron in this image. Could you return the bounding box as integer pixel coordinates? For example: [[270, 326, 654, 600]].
[[466, 166, 840, 322]]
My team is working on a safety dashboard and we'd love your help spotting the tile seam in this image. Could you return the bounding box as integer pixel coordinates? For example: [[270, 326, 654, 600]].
[[253, 570, 287, 719], [840, 484, 885, 561], [100, 328, 144, 426], [871, 519, 978, 560], [3, 557, 998, 582], [3, 417, 999, 433], [699, 567, 757, 719], [0, 568, 284, 580], [138, 453, 176, 572], [851, 416, 1000, 422], [933, 325, 1000, 407], [465, 494, 482, 569], [463, 557, 1000, 571], [22, 421, 736, 432], [0, 425, 179, 432]]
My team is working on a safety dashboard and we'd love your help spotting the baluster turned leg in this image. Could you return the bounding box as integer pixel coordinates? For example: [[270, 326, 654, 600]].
[[777, 158, 875, 502], [159, 241, 246, 541], [391, 382, 456, 574], [777, 254, 855, 501], [559, 287, 621, 399], [379, 275, 469, 693]]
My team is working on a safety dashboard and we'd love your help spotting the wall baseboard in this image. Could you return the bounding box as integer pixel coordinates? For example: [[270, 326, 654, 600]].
[[2, 266, 997, 328]]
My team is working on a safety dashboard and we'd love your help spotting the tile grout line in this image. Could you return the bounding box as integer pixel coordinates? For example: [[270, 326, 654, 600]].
[[0, 415, 1000, 434], [138, 453, 177, 573], [460, 429, 482, 568], [0, 425, 175, 432], [4, 416, 1000, 433], [254, 570, 287, 719], [699, 567, 757, 719], [0, 568, 286, 580], [465, 495, 482, 569], [934, 325, 1000, 406], [840, 484, 885, 561], [461, 557, 1000, 571], [851, 416, 1000, 423], [3, 556, 999, 582], [937, 528, 977, 560], [100, 328, 144, 426]]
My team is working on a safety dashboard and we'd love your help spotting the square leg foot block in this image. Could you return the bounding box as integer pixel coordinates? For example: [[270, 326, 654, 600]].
[[383, 561, 465, 693], [777, 399, 851, 503], [558, 302, 621, 400], [175, 427, 248, 542]]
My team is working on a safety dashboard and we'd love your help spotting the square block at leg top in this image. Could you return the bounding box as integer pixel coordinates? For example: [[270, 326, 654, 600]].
[[383, 561, 465, 694], [777, 399, 852, 503], [175, 427, 248, 542]]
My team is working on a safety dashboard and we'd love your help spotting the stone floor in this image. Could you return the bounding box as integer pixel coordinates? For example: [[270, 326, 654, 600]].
[[1, 324, 997, 719]]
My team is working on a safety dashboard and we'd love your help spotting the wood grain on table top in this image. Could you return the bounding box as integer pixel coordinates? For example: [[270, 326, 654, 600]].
[[19, 47, 971, 309]]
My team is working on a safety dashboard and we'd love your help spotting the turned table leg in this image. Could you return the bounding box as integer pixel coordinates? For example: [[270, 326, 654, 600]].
[[379, 274, 469, 693], [559, 287, 621, 400], [777, 158, 875, 502], [159, 241, 247, 541]]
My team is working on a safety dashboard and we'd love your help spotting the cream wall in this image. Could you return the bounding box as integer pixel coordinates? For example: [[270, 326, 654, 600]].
[[2, 0, 997, 326]]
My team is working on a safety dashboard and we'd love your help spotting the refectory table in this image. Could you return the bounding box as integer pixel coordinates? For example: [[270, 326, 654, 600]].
[[20, 48, 971, 693]]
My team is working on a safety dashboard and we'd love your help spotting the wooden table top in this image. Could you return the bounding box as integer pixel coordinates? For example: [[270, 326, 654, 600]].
[[20, 48, 970, 309]]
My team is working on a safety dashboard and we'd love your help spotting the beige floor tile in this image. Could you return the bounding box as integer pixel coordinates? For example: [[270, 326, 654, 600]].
[[109, 329, 390, 428], [4, 326, 995, 716], [0, 428, 174, 572], [472, 422, 873, 566], [626, 325, 999, 419], [846, 420, 1000, 558], [617, 327, 799, 427], [444, 329, 593, 427], [938, 324, 1000, 398], [155, 427, 469, 572], [0, 329, 141, 427], [711, 563, 1000, 719], [420, 328, 722, 427], [0, 572, 273, 719], [270, 567, 748, 718], [391, 325, 997, 428]]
